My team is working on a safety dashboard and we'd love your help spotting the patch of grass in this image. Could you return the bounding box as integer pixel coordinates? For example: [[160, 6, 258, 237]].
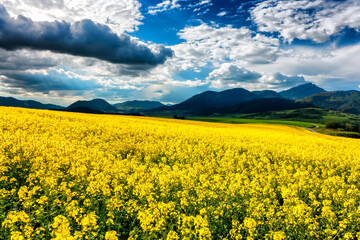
[[240, 108, 360, 125], [316, 128, 360, 139], [185, 117, 316, 128]]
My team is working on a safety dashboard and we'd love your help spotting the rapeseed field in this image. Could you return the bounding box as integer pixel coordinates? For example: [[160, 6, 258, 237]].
[[1, 107, 360, 239]]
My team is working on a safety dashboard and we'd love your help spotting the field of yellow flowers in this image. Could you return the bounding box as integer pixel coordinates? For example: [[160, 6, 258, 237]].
[[1, 107, 360, 240]]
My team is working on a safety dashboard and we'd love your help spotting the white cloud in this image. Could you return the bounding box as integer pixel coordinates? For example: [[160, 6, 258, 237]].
[[188, 0, 213, 12], [251, 0, 360, 43], [207, 63, 306, 90], [207, 63, 261, 88], [250, 42, 360, 91], [148, 0, 181, 15], [1, 0, 143, 34], [170, 23, 281, 74], [146, 0, 213, 15], [196, 0, 212, 6], [217, 11, 227, 17], [259, 72, 306, 88], [197, 8, 210, 15]]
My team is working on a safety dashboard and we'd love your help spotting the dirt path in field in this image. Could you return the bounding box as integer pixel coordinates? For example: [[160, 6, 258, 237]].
[[305, 124, 319, 133], [306, 128, 317, 132]]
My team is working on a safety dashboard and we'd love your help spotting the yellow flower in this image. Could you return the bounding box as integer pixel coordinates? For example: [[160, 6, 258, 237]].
[[105, 231, 118, 240], [344, 232, 353, 240], [10, 231, 24, 240], [272, 231, 286, 240], [51, 215, 75, 240], [166, 230, 179, 240], [80, 212, 99, 232], [243, 218, 257, 229]]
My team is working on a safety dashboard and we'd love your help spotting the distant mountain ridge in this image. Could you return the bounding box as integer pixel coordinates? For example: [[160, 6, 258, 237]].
[[114, 100, 164, 113], [252, 90, 283, 99], [0, 96, 64, 110], [150, 83, 327, 115], [66, 99, 118, 113], [299, 91, 360, 114], [200, 98, 313, 115], [5, 83, 360, 117], [280, 83, 326, 100], [155, 88, 259, 113]]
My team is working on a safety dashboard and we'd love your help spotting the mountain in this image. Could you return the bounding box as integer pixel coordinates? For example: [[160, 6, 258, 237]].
[[66, 99, 118, 113], [298, 91, 360, 114], [0, 96, 64, 110], [154, 88, 259, 113], [201, 98, 313, 115], [252, 90, 283, 98], [114, 100, 164, 113], [280, 83, 326, 100]]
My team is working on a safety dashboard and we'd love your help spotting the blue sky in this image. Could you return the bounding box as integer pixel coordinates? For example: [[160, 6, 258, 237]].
[[0, 0, 359, 106]]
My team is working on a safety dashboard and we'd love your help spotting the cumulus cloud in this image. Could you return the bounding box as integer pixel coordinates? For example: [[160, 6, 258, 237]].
[[251, 0, 360, 43], [2, 0, 143, 34], [208, 63, 261, 84], [259, 72, 306, 88], [0, 6, 173, 65], [207, 63, 306, 90], [169, 23, 280, 74]]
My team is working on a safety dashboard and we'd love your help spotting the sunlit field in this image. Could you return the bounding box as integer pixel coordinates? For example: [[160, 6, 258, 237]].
[[1, 107, 360, 240]]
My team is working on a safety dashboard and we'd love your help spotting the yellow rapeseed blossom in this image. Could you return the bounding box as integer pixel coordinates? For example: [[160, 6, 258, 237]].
[[105, 230, 118, 240], [166, 230, 179, 240], [80, 211, 99, 232], [10, 231, 24, 240], [51, 215, 75, 240], [0, 107, 360, 239], [272, 231, 286, 240]]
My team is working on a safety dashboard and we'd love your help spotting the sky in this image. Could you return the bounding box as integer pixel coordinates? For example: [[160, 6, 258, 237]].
[[0, 0, 359, 106]]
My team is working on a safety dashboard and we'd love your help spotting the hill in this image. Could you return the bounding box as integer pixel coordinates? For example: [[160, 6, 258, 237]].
[[252, 90, 283, 98], [114, 100, 164, 113], [298, 91, 360, 114], [153, 88, 259, 114], [200, 98, 313, 115], [0, 96, 64, 110], [280, 83, 326, 100], [66, 99, 118, 113], [241, 107, 360, 124]]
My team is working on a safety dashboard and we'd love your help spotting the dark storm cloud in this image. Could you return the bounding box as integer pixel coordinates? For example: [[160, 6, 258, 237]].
[[0, 5, 173, 65], [1, 70, 100, 93], [0, 50, 58, 71]]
